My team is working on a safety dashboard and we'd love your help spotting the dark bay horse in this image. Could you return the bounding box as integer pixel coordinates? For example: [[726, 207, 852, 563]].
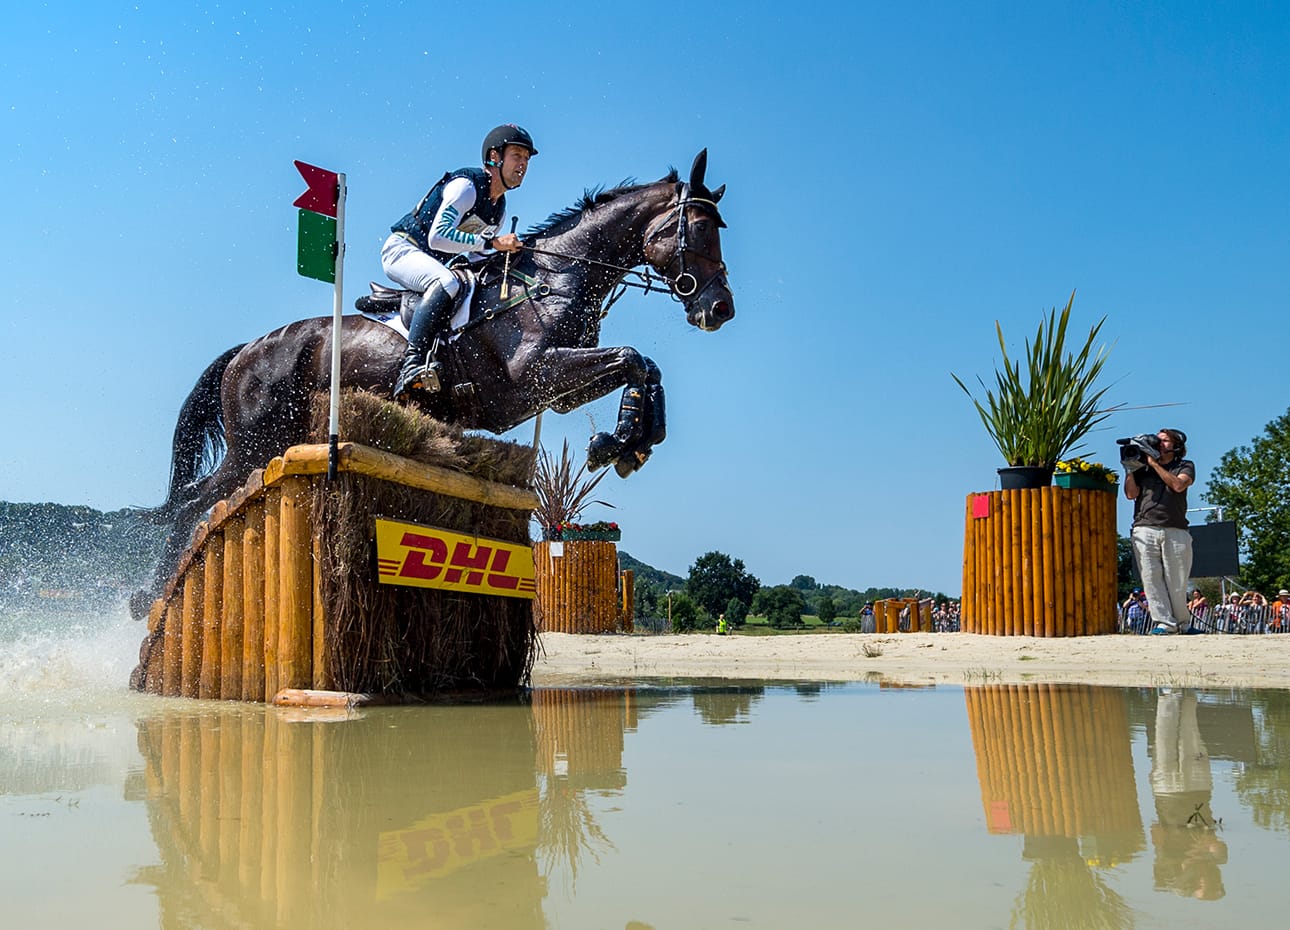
[[141, 151, 734, 605]]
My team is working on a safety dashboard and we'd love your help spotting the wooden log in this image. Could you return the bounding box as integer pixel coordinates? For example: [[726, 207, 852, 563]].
[[162, 599, 183, 697], [1029, 489, 1044, 636], [621, 569, 635, 633], [263, 485, 282, 700], [964, 497, 970, 626], [242, 499, 266, 701], [272, 688, 377, 708], [277, 476, 314, 691], [199, 530, 224, 700], [180, 568, 205, 699], [1019, 489, 1033, 636], [1041, 487, 1056, 638], [312, 534, 331, 692], [221, 515, 245, 700], [265, 442, 538, 512]]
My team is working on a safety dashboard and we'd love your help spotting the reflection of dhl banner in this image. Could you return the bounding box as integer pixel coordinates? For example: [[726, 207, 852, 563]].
[[965, 684, 1144, 858], [377, 788, 539, 899], [374, 518, 535, 598]]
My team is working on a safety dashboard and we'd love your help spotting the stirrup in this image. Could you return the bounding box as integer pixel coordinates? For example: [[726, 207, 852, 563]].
[[395, 361, 442, 401]]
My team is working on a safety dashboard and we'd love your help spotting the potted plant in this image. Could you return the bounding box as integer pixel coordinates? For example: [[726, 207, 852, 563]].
[[532, 440, 616, 540], [952, 291, 1117, 490], [1053, 457, 1119, 491]]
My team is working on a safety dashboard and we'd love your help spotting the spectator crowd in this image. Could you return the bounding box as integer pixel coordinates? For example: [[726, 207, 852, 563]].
[[1120, 587, 1290, 634]]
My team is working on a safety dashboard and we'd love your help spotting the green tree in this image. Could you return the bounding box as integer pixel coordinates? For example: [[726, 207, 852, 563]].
[[685, 551, 760, 618], [724, 597, 748, 627], [751, 585, 805, 629], [818, 596, 837, 625], [1116, 535, 1138, 600], [789, 574, 818, 592], [668, 591, 702, 632], [1206, 409, 1290, 593]]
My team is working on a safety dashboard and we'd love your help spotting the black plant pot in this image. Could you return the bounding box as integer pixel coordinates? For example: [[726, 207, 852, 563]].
[[997, 465, 1054, 490]]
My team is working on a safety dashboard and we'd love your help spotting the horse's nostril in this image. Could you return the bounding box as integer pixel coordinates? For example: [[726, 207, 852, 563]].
[[711, 300, 733, 322]]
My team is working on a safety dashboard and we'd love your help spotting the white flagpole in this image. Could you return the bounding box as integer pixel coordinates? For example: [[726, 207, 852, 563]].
[[327, 172, 347, 480]]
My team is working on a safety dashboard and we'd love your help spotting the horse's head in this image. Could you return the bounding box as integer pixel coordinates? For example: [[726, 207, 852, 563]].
[[643, 150, 735, 332]]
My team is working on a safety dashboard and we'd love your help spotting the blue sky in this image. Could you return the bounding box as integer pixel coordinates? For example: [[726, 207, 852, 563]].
[[2, 1, 1287, 595]]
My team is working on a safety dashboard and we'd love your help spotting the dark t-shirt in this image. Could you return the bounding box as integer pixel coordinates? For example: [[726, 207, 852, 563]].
[[1132, 457, 1195, 529]]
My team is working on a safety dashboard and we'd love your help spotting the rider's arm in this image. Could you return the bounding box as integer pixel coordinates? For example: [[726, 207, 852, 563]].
[[427, 177, 492, 255]]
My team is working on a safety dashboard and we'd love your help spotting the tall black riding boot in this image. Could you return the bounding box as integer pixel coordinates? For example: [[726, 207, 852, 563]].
[[393, 281, 456, 401]]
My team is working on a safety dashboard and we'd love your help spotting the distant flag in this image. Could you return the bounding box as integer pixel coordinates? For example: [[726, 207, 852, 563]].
[[293, 159, 347, 478]]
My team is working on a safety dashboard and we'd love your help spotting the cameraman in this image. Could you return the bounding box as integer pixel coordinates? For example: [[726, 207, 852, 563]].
[[1124, 429, 1195, 634]]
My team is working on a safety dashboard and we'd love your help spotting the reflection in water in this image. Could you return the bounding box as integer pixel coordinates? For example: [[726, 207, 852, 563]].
[[533, 689, 631, 887], [130, 689, 648, 929], [134, 702, 549, 929], [1150, 690, 1226, 900], [965, 685, 1143, 929], [12, 674, 1290, 928]]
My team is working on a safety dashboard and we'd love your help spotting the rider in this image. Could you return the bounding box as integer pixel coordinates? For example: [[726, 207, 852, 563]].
[[382, 124, 536, 400]]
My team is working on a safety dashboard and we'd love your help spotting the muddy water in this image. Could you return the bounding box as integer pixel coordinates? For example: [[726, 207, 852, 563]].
[[3, 617, 1290, 928]]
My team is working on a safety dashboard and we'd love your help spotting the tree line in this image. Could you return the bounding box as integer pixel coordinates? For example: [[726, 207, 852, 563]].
[[619, 549, 953, 632]]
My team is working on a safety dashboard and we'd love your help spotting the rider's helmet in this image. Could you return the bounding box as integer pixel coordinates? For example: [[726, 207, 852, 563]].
[[482, 124, 538, 166]]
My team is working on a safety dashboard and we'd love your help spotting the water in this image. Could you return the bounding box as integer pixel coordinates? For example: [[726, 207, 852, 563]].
[[3, 606, 1290, 928]]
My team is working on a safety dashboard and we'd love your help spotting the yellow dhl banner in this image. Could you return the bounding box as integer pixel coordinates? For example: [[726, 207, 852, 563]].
[[374, 518, 536, 599], [376, 788, 539, 898]]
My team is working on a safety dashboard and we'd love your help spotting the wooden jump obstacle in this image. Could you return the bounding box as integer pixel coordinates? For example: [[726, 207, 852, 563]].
[[532, 540, 633, 633], [131, 435, 539, 701], [960, 487, 1117, 636], [871, 597, 931, 633]]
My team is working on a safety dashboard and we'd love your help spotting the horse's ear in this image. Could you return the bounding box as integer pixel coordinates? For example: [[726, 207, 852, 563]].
[[689, 149, 709, 191], [710, 183, 725, 203]]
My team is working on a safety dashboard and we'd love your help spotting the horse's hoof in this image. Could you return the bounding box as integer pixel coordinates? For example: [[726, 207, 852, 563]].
[[587, 433, 618, 470], [614, 449, 650, 478]]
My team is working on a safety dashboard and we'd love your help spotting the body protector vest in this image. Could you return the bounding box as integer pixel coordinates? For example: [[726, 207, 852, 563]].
[[390, 167, 506, 263]]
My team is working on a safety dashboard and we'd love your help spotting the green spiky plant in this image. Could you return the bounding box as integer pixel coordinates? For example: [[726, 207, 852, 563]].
[[952, 291, 1118, 469], [532, 439, 615, 534]]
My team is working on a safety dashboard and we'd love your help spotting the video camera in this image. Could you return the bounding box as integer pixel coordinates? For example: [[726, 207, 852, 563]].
[[1116, 434, 1160, 469]]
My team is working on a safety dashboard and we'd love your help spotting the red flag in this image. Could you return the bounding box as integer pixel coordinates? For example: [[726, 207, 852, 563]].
[[293, 160, 339, 218]]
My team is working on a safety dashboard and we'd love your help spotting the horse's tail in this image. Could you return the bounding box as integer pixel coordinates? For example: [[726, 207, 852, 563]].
[[150, 343, 246, 520]]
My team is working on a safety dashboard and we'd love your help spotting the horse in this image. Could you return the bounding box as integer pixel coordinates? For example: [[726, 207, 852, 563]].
[[138, 150, 734, 610]]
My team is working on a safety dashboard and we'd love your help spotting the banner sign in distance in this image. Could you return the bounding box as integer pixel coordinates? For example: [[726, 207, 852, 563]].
[[374, 518, 536, 599]]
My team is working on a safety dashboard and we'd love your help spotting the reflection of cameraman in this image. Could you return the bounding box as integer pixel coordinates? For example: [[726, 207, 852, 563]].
[[1123, 429, 1195, 634]]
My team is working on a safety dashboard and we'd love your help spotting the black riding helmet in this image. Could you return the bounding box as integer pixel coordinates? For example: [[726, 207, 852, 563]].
[[482, 124, 538, 166]]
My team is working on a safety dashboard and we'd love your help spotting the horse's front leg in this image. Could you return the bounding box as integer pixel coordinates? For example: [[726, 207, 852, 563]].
[[529, 346, 665, 476]]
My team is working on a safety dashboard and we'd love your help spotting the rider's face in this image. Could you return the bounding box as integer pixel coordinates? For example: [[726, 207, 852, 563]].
[[498, 145, 531, 188]]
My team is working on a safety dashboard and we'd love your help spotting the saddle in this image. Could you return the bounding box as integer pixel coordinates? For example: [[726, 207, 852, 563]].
[[354, 268, 476, 331]]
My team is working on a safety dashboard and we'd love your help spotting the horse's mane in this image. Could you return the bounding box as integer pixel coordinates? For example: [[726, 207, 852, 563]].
[[525, 168, 679, 240]]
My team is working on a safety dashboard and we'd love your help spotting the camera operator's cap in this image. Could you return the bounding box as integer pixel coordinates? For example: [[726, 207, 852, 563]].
[[1166, 428, 1188, 443]]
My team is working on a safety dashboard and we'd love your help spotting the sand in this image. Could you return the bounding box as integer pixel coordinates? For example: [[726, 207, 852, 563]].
[[531, 631, 1290, 690]]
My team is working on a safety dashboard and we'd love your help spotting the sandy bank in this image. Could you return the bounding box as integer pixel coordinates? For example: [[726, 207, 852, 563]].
[[531, 631, 1290, 690]]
